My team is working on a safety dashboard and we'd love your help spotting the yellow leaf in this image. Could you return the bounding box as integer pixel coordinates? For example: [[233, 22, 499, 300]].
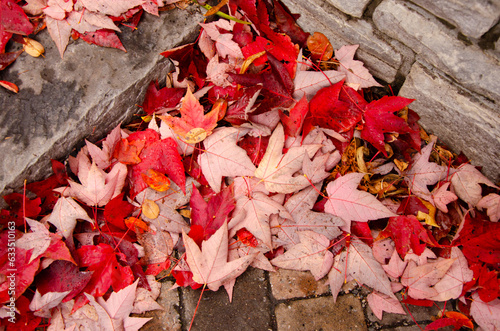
[[141, 169, 170, 192], [142, 199, 160, 219], [23, 37, 45, 57], [125, 217, 149, 232]]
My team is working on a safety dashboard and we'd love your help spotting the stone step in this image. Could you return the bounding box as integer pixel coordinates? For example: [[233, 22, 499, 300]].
[[0, 7, 204, 198]]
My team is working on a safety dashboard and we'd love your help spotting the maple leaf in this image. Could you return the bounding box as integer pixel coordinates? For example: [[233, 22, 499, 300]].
[[189, 183, 235, 245], [429, 247, 473, 301], [29, 289, 71, 318], [377, 215, 438, 258], [59, 161, 127, 207], [360, 96, 415, 156], [198, 127, 256, 193], [0, 246, 40, 303], [293, 69, 345, 100], [278, 95, 309, 137], [477, 193, 500, 222], [470, 293, 500, 331], [325, 172, 396, 231], [450, 163, 498, 206], [142, 81, 185, 115], [136, 177, 196, 235], [335, 44, 381, 89], [85, 280, 152, 331], [255, 123, 320, 194], [401, 258, 455, 300], [15, 218, 51, 263], [79, 0, 145, 17], [382, 249, 408, 278], [131, 275, 163, 314], [45, 197, 94, 238], [229, 191, 291, 249], [404, 137, 448, 201], [0, 0, 34, 35], [425, 312, 474, 331], [85, 124, 121, 169], [309, 80, 363, 133], [182, 222, 257, 291], [66, 10, 121, 34], [128, 129, 186, 197], [430, 182, 458, 213], [280, 184, 343, 246], [271, 230, 334, 280], [45, 16, 72, 58], [160, 88, 221, 144], [73, 243, 135, 311], [35, 260, 93, 303], [367, 291, 406, 320], [328, 237, 396, 300], [76, 29, 127, 52]]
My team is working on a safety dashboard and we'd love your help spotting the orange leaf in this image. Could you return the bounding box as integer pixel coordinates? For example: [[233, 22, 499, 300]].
[[307, 32, 333, 61], [141, 169, 170, 192], [159, 88, 220, 143], [113, 138, 145, 165], [125, 216, 149, 232]]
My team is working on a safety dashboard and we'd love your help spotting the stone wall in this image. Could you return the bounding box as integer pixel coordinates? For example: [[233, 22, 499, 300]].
[[283, 0, 500, 182]]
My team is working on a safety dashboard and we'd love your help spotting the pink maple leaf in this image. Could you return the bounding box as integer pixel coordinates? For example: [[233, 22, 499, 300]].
[[325, 172, 396, 231]]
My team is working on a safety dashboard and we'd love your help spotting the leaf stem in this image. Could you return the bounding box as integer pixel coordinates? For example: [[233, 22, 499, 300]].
[[191, 0, 251, 24]]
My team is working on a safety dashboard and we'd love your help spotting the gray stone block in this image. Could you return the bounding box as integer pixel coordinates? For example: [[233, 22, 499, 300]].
[[399, 61, 500, 182], [373, 0, 500, 102], [410, 0, 500, 39], [275, 294, 367, 330], [0, 7, 203, 197], [180, 268, 272, 330], [282, 0, 410, 83], [325, 0, 371, 18], [269, 268, 330, 300]]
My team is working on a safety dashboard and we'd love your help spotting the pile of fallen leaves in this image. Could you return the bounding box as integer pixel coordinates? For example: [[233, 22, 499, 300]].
[[1, 0, 499, 330]]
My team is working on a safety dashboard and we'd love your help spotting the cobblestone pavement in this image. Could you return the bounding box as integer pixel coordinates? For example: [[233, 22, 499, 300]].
[[139, 268, 445, 331]]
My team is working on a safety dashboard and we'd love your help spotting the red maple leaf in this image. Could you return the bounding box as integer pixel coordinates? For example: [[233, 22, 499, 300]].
[[103, 193, 136, 230], [73, 243, 135, 312], [73, 29, 126, 52], [161, 42, 207, 88], [35, 260, 92, 302], [127, 129, 186, 198], [360, 96, 416, 156], [309, 80, 362, 133], [377, 215, 439, 258], [279, 95, 309, 137], [188, 184, 235, 246], [0, 0, 34, 36], [1, 193, 41, 227], [453, 213, 500, 267], [141, 80, 185, 115]]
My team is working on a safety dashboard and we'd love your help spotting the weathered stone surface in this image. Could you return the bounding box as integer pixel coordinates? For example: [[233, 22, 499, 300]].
[[373, 0, 500, 101], [139, 280, 181, 331], [275, 294, 367, 330], [410, 0, 500, 39], [180, 268, 272, 330], [282, 0, 412, 83], [269, 269, 330, 300], [325, 0, 371, 18], [0, 7, 203, 197], [399, 61, 500, 182]]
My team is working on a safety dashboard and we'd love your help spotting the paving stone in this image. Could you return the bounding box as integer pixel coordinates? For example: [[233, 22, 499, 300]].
[[269, 269, 330, 300], [366, 293, 444, 327], [275, 294, 367, 330], [399, 61, 500, 182], [138, 280, 182, 331], [373, 0, 500, 102], [180, 268, 272, 331], [282, 0, 412, 83], [325, 0, 371, 18], [410, 0, 500, 39], [0, 7, 204, 198]]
